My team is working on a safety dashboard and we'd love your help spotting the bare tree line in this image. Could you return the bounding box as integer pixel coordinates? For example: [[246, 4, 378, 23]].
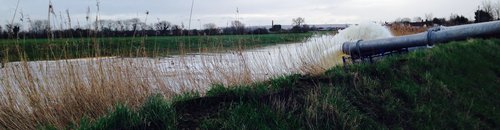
[[0, 18, 259, 39], [393, 0, 499, 26]]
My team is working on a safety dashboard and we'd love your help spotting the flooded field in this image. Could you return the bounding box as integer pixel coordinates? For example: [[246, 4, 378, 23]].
[[0, 23, 392, 118], [0, 23, 394, 94], [0, 22, 395, 129], [0, 36, 337, 93]]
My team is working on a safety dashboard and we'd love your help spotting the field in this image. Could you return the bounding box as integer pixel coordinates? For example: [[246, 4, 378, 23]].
[[0, 33, 314, 61], [36, 38, 499, 129]]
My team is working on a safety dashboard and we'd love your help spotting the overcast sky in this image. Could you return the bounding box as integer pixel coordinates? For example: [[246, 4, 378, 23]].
[[0, 0, 487, 29]]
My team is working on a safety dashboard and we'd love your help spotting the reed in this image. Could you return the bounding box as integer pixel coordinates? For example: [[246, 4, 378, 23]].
[[389, 24, 428, 36]]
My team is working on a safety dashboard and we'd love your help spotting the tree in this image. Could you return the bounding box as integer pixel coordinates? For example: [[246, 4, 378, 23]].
[[496, 1, 500, 19], [116, 20, 125, 31], [480, 0, 500, 19], [154, 21, 171, 34], [425, 13, 434, 21], [302, 24, 310, 32], [138, 22, 149, 31], [413, 17, 423, 22], [400, 17, 411, 23], [30, 20, 49, 35], [203, 23, 219, 35], [449, 15, 469, 25], [203, 23, 217, 30], [475, 9, 494, 23], [482, 0, 494, 16], [191, 29, 200, 35], [11, 24, 20, 38], [292, 17, 305, 26], [432, 18, 446, 25], [171, 24, 183, 35], [129, 18, 141, 32], [5, 23, 21, 38], [231, 20, 245, 34], [394, 17, 402, 23], [291, 17, 308, 33], [490, 0, 500, 20], [252, 28, 269, 34], [96, 20, 115, 32]]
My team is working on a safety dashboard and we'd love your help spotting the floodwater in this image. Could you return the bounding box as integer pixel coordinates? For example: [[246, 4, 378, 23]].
[[0, 22, 393, 94]]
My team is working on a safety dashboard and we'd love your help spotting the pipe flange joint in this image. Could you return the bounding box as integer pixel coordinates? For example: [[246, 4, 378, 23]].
[[427, 26, 441, 46], [355, 39, 363, 57]]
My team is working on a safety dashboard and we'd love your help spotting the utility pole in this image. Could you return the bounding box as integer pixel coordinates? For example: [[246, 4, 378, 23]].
[[236, 7, 240, 21], [10, 0, 20, 39], [48, 0, 53, 40], [188, 0, 195, 30]]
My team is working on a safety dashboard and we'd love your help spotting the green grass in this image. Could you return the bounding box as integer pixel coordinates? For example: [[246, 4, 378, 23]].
[[0, 33, 314, 61], [49, 94, 177, 130], [41, 38, 500, 129]]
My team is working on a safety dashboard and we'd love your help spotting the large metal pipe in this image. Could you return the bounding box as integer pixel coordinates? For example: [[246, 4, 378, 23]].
[[342, 20, 500, 58]]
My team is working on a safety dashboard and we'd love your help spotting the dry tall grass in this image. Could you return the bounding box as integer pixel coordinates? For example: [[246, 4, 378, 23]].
[[0, 56, 164, 129], [0, 39, 336, 129], [0, 22, 393, 129], [389, 24, 428, 36]]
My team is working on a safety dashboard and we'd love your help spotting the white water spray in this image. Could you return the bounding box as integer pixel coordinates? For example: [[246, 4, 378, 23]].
[[253, 22, 395, 73]]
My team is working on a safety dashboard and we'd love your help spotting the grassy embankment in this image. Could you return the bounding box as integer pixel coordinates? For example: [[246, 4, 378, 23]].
[[40, 38, 499, 129], [0, 33, 314, 61]]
